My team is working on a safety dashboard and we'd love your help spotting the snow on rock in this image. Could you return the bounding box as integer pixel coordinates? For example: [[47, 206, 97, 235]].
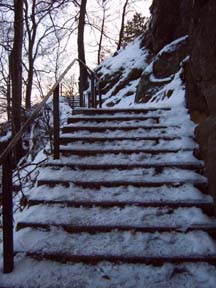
[[96, 36, 149, 108], [156, 35, 189, 58], [98, 36, 148, 76]]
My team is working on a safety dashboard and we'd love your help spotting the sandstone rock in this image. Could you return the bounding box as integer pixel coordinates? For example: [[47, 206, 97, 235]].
[[135, 69, 169, 103], [149, 0, 193, 53], [207, 120, 216, 208], [195, 116, 216, 207], [153, 36, 189, 79], [189, 0, 216, 115], [136, 36, 188, 103]]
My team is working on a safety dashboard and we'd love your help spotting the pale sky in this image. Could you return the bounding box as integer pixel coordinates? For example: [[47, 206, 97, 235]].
[[32, 0, 153, 102]]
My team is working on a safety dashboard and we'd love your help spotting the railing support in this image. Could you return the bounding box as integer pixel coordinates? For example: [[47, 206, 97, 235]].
[[91, 76, 95, 108], [53, 84, 60, 159], [2, 153, 14, 273], [98, 82, 102, 108]]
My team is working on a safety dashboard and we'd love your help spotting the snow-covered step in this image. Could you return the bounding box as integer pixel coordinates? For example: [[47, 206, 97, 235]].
[[28, 199, 214, 216], [72, 107, 171, 115], [62, 124, 173, 134], [60, 134, 182, 144], [37, 166, 206, 184], [2, 259, 216, 288], [59, 137, 196, 151], [44, 161, 203, 171], [28, 184, 213, 207], [60, 127, 193, 138], [16, 205, 216, 235], [15, 228, 216, 265], [53, 151, 201, 165], [67, 115, 161, 123], [60, 147, 194, 156]]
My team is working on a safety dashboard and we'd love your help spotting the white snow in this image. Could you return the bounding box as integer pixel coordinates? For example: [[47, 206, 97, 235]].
[[1, 257, 216, 288], [157, 35, 189, 58], [28, 183, 212, 204], [17, 205, 216, 229], [98, 36, 148, 76]]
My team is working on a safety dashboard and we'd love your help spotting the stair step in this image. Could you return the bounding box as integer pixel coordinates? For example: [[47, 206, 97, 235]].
[[15, 228, 216, 265], [27, 199, 214, 213], [60, 135, 181, 144], [60, 147, 193, 156], [17, 222, 216, 236], [37, 179, 207, 191], [67, 116, 161, 123], [28, 183, 212, 209], [62, 125, 171, 133], [17, 205, 216, 235], [72, 107, 171, 115], [24, 252, 216, 266], [45, 161, 203, 171]]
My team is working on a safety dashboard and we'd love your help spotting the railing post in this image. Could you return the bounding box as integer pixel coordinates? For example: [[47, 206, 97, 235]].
[[53, 84, 60, 159], [2, 153, 14, 273], [91, 75, 95, 108], [98, 82, 102, 108]]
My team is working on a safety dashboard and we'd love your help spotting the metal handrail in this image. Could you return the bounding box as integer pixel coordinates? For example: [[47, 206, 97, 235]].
[[0, 58, 101, 164], [0, 57, 102, 273], [0, 58, 76, 164]]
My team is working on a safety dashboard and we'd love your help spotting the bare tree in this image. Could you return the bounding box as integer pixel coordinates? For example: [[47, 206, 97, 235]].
[[117, 0, 129, 50], [23, 0, 73, 109], [78, 0, 88, 106], [11, 0, 24, 160]]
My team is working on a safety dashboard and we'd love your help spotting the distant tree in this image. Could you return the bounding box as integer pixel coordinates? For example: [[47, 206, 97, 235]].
[[122, 12, 147, 45]]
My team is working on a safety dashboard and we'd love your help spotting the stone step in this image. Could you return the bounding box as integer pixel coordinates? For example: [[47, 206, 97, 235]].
[[59, 135, 181, 144], [67, 116, 161, 123], [62, 125, 171, 133], [37, 179, 207, 191], [24, 252, 216, 266], [44, 161, 203, 171], [28, 183, 212, 209], [60, 147, 193, 156], [15, 228, 216, 265], [16, 205, 216, 235], [72, 107, 171, 115], [17, 222, 216, 236], [27, 199, 214, 215]]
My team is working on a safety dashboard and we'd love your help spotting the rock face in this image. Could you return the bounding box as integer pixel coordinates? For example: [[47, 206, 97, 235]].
[[137, 0, 216, 210], [149, 0, 193, 53], [188, 0, 216, 115], [189, 0, 216, 206], [135, 36, 189, 104]]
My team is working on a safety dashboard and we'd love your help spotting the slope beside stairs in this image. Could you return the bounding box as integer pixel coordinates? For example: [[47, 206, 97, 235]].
[[13, 107, 216, 285]]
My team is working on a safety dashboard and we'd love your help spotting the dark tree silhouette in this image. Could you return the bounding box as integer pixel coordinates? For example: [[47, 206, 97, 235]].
[[11, 0, 24, 161], [117, 0, 129, 50], [78, 0, 88, 106]]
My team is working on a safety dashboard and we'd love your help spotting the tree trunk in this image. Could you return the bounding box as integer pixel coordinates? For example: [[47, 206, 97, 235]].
[[97, 6, 105, 65], [78, 0, 88, 107], [117, 0, 129, 51], [25, 62, 34, 109], [11, 0, 23, 161]]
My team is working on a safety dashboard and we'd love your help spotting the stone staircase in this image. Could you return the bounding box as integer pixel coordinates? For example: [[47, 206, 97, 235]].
[[14, 107, 216, 285]]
